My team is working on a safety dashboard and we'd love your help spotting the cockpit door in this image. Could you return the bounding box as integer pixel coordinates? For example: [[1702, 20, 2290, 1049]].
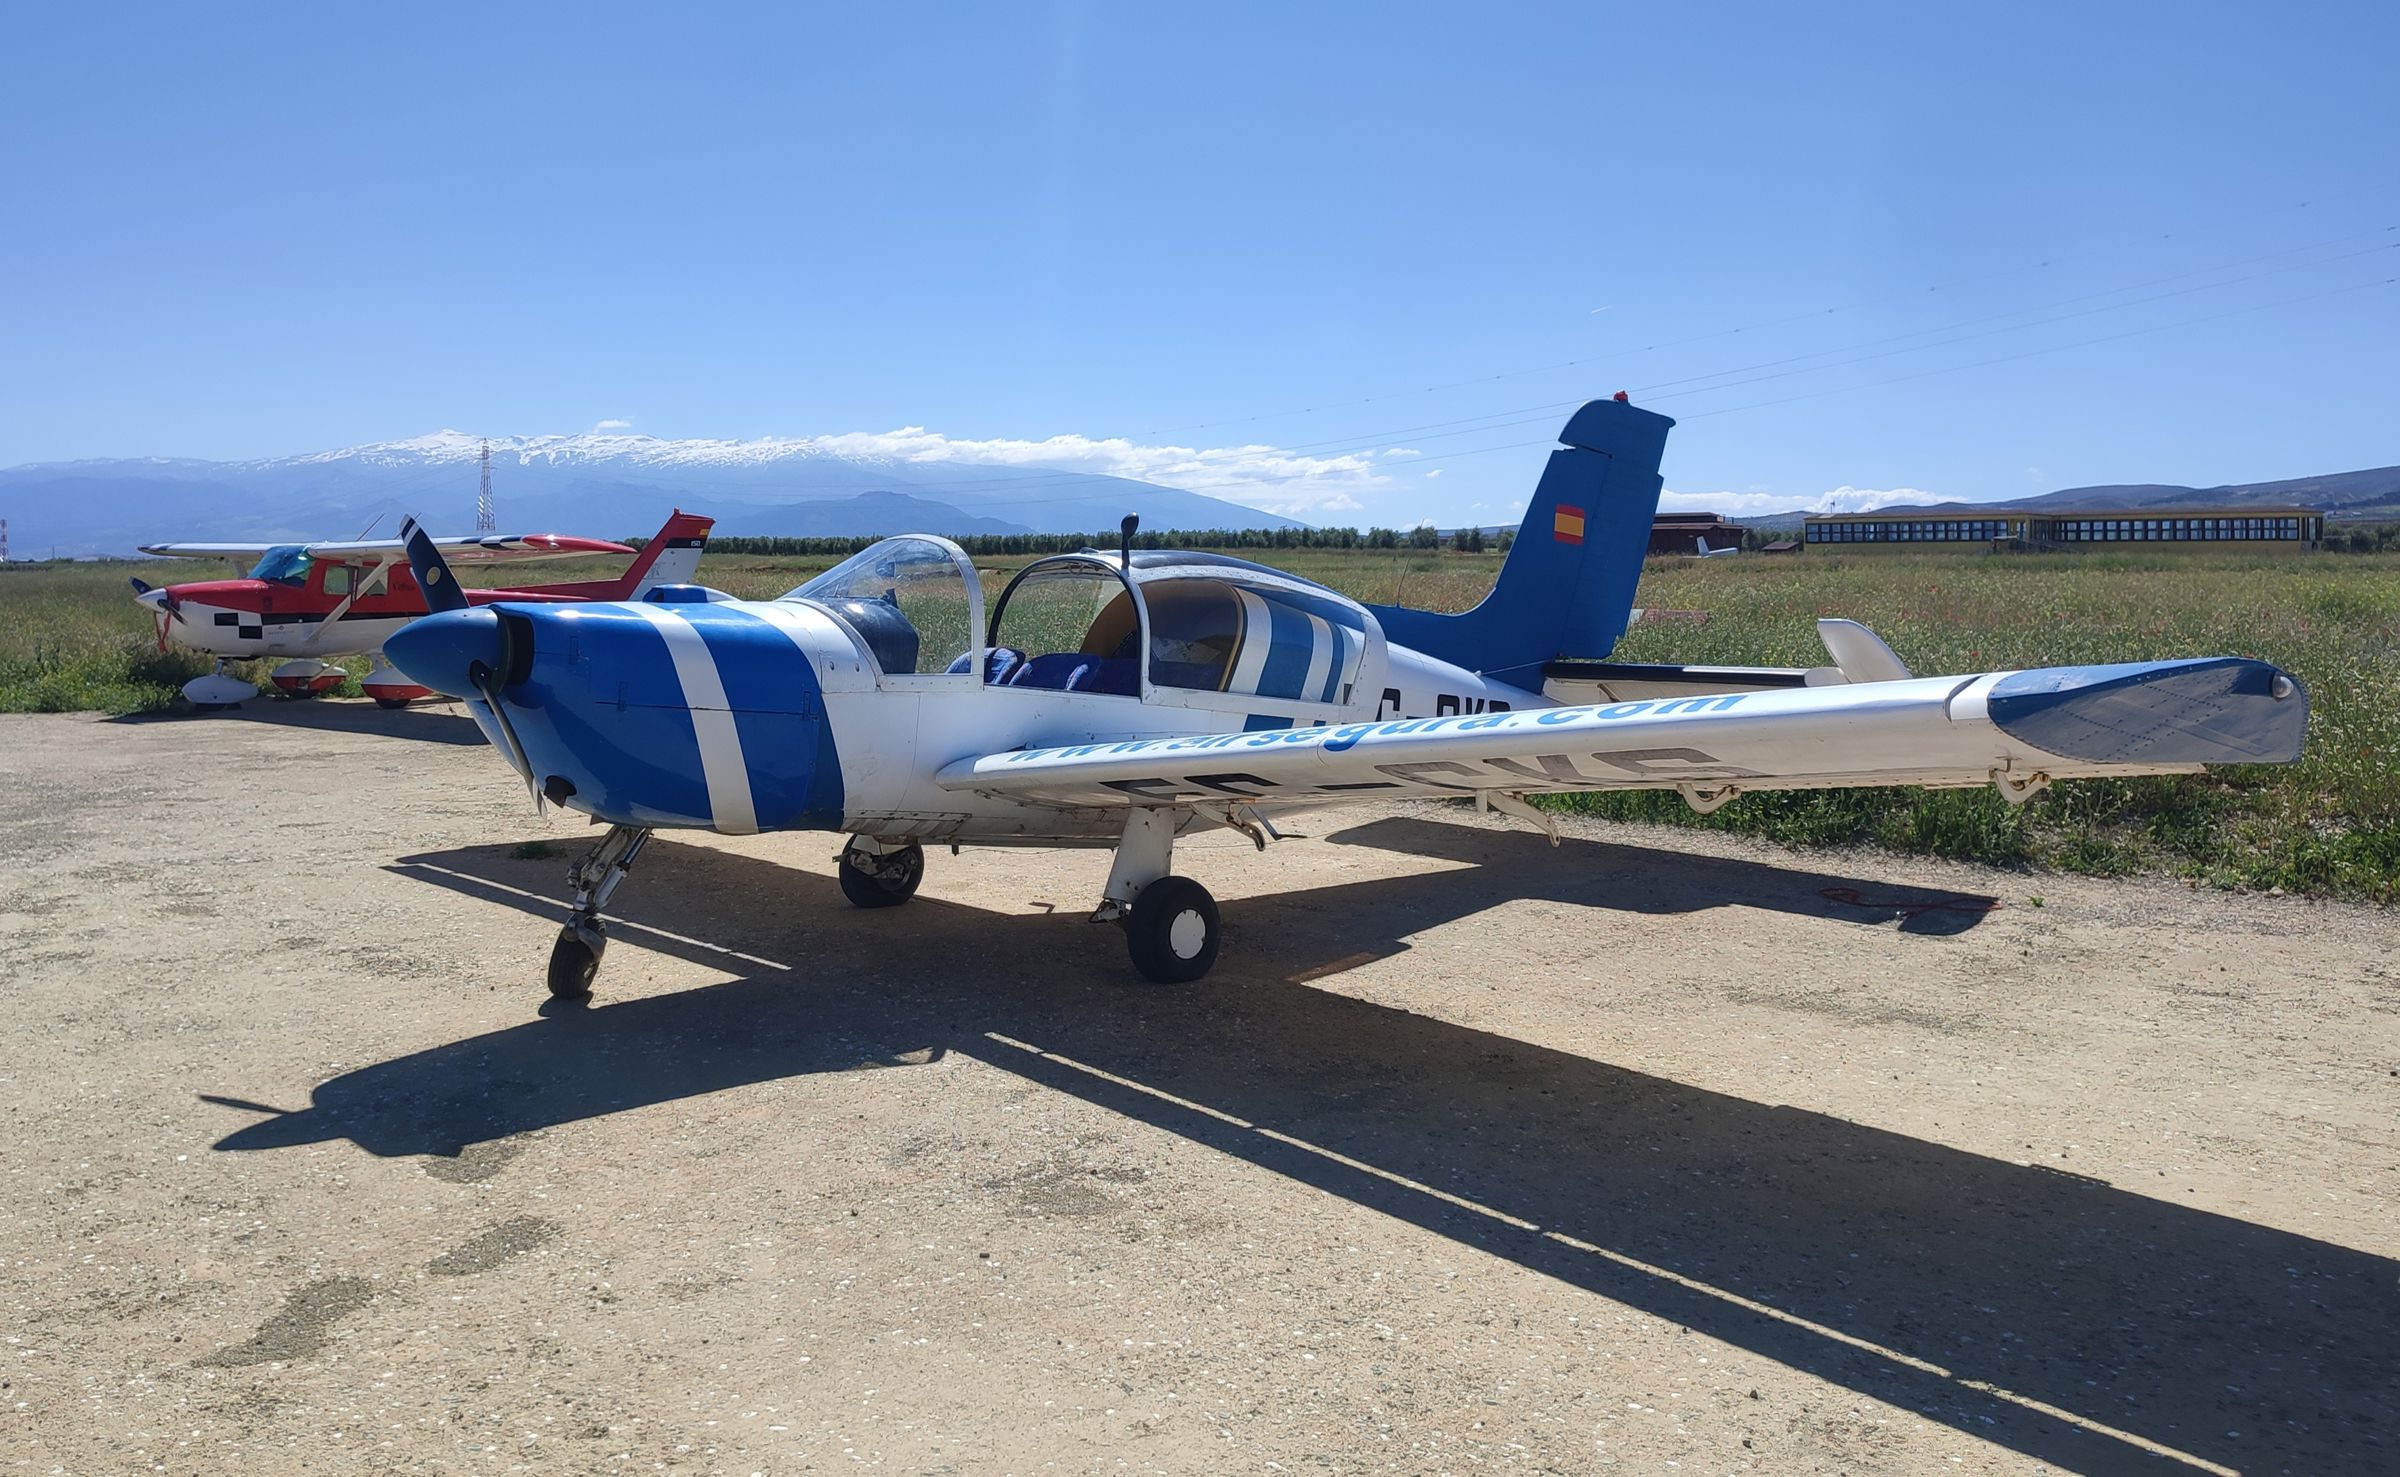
[[985, 554, 1151, 700]]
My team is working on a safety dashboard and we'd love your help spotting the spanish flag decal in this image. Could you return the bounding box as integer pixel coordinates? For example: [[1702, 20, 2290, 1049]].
[[1553, 504, 1586, 545]]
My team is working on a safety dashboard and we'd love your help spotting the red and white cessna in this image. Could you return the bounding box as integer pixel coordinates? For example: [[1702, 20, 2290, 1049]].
[[131, 510, 714, 708]]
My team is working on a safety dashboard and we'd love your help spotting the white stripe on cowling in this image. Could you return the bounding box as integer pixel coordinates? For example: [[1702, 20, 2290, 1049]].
[[1227, 588, 1273, 695], [622, 603, 760, 836], [1301, 611, 1333, 706], [741, 600, 848, 663]]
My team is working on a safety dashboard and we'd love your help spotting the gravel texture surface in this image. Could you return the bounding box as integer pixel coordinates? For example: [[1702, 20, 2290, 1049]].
[[1, 703, 2393, 1474]]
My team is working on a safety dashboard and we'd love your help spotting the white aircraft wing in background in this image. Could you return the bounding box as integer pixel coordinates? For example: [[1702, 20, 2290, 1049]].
[[137, 533, 634, 564]]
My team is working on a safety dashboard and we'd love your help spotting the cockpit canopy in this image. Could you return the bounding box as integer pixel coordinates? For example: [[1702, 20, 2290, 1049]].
[[779, 536, 980, 676], [986, 549, 1372, 706], [773, 534, 1376, 708]]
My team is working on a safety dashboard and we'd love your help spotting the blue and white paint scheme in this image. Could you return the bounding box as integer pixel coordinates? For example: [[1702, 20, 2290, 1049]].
[[383, 397, 2310, 995]]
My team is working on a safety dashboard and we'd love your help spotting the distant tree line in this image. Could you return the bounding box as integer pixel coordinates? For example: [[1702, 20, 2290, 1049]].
[[2325, 522, 2400, 553], [631, 525, 1520, 557]]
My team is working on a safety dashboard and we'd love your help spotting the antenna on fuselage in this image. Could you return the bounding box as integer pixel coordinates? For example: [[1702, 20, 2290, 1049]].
[[1119, 514, 1138, 569]]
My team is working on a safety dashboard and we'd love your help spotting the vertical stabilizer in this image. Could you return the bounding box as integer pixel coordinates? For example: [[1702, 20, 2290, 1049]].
[[613, 511, 715, 597], [1366, 398, 1673, 687]]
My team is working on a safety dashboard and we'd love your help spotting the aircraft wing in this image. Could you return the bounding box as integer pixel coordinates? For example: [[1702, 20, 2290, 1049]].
[[137, 534, 633, 565], [138, 543, 285, 561], [936, 659, 2305, 811]]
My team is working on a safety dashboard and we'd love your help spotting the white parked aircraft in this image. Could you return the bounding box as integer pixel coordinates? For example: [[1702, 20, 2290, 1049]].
[[383, 398, 2308, 999]]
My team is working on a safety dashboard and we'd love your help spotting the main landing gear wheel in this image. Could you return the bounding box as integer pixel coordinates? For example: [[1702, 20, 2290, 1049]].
[[547, 922, 605, 1000], [838, 841, 924, 908], [1124, 875, 1220, 984]]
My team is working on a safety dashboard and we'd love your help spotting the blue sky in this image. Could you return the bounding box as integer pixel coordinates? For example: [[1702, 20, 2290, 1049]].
[[3, 1, 2394, 525]]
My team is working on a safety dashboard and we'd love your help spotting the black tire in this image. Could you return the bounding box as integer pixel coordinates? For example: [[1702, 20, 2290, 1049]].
[[547, 924, 603, 1000], [373, 697, 412, 710], [838, 842, 924, 908], [1125, 875, 1220, 984]]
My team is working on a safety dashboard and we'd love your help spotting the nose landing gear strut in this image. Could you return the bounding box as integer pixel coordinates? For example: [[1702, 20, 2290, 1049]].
[[548, 824, 652, 1000]]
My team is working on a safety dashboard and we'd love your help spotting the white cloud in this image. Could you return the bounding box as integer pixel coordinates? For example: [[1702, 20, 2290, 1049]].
[[1658, 485, 1949, 517], [593, 418, 633, 431], [1382, 447, 1423, 458], [1424, 469, 1443, 479], [803, 426, 1399, 520]]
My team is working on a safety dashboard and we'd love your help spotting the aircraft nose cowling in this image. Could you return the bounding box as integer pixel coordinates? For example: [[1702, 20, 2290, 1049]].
[[384, 608, 506, 698], [457, 601, 848, 835]]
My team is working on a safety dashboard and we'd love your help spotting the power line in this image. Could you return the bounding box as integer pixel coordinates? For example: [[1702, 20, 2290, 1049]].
[[1122, 194, 2361, 440]]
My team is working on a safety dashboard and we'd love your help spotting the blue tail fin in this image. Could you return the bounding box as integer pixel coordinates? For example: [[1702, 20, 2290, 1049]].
[[1366, 397, 1673, 688]]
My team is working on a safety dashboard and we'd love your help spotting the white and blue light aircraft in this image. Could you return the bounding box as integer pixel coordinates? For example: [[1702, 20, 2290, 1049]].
[[384, 398, 2308, 999]]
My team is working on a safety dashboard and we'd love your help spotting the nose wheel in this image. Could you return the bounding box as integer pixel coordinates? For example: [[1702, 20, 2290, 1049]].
[[548, 824, 650, 1001], [548, 921, 606, 999]]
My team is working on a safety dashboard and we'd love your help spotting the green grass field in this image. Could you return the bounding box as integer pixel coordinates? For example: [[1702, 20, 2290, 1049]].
[[4, 546, 2393, 899]]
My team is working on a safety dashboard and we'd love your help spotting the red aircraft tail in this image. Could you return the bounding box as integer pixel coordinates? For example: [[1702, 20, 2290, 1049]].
[[516, 510, 716, 601]]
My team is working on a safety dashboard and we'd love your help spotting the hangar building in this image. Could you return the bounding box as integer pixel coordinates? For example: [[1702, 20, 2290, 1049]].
[[1649, 512, 1748, 554], [1802, 507, 2325, 551]]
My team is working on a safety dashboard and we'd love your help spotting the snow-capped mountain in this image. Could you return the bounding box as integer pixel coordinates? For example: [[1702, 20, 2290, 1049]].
[[1, 430, 1305, 557]]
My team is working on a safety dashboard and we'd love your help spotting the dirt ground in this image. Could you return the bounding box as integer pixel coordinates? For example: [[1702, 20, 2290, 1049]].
[[0, 703, 2392, 1476]]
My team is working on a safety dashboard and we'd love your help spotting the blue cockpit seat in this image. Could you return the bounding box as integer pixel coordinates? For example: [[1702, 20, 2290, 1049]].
[[1004, 653, 1138, 695], [947, 646, 1026, 684], [1076, 657, 1139, 695]]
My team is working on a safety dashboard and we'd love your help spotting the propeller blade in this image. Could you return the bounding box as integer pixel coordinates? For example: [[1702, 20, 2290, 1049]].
[[399, 516, 469, 614], [469, 612, 543, 813], [484, 685, 544, 814]]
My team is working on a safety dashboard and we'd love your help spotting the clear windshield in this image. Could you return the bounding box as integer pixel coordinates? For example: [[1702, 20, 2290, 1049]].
[[781, 536, 977, 676], [246, 545, 311, 586]]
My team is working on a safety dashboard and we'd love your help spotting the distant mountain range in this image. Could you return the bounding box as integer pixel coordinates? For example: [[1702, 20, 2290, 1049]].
[[0, 430, 1304, 557], [1740, 465, 2400, 527]]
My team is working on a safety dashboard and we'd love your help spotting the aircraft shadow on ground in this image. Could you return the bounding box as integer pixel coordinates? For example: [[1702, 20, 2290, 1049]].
[[208, 824, 2390, 1473], [109, 697, 487, 746]]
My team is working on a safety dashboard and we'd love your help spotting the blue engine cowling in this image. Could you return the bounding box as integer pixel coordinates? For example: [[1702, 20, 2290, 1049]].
[[386, 601, 846, 833]]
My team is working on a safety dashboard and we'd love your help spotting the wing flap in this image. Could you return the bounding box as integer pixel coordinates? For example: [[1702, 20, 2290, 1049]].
[[937, 659, 2304, 809]]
